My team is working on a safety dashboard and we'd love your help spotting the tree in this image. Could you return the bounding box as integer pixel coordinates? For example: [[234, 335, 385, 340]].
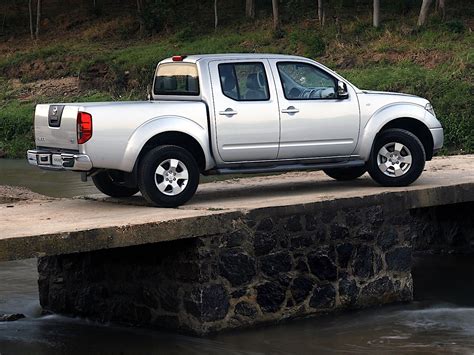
[[137, 0, 145, 35], [317, 0, 325, 27], [245, 0, 255, 19], [272, 0, 280, 31], [373, 0, 380, 27], [214, 0, 218, 30], [417, 0, 433, 26], [28, 0, 34, 39], [435, 0, 446, 20], [35, 0, 41, 39]]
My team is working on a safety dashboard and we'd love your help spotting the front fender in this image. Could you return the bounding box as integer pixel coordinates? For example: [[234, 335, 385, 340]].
[[357, 103, 432, 161], [118, 115, 213, 172]]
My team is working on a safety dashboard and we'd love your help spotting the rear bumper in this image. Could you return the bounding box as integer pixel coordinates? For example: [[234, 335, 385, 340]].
[[27, 149, 92, 171]]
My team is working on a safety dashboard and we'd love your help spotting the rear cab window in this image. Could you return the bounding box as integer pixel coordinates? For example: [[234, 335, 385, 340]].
[[154, 63, 199, 96]]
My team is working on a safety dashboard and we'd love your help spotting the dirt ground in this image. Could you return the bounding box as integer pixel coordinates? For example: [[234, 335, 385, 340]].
[[0, 185, 49, 204]]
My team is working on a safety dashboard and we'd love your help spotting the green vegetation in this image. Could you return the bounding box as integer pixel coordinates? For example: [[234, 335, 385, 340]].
[[0, 5, 472, 158]]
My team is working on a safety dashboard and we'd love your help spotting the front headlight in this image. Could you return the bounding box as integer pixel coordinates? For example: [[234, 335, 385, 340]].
[[425, 102, 436, 117]]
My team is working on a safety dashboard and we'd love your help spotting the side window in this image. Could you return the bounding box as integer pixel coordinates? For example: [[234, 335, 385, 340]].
[[218, 62, 270, 101], [277, 62, 337, 100]]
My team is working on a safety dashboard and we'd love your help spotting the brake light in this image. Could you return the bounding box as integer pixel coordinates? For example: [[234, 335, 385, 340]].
[[77, 112, 92, 144], [172, 55, 186, 61]]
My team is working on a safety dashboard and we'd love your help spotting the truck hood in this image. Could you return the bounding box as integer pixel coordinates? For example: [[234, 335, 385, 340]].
[[359, 90, 429, 106]]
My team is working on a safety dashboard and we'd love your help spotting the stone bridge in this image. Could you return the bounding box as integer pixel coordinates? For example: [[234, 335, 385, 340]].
[[1, 155, 473, 334]]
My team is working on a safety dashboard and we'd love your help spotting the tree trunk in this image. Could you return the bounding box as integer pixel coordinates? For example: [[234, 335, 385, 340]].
[[245, 0, 255, 19], [417, 0, 433, 26], [35, 0, 41, 40], [272, 0, 280, 31], [436, 0, 446, 20], [214, 0, 218, 30], [317, 0, 325, 27], [373, 0, 380, 27], [28, 0, 34, 40], [137, 0, 145, 35]]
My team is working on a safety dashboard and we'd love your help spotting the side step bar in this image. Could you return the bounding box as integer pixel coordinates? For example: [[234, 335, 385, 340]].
[[213, 160, 365, 175]]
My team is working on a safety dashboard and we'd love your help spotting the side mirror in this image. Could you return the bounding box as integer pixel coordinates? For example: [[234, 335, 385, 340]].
[[337, 81, 349, 99]]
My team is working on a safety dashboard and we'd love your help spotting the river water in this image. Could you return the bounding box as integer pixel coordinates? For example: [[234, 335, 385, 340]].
[[1, 159, 474, 354]]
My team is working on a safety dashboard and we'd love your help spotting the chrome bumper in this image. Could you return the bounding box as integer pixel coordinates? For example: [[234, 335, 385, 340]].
[[27, 150, 92, 171]]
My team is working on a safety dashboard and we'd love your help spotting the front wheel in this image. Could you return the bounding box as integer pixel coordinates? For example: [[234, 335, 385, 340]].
[[366, 128, 426, 187], [138, 145, 200, 207]]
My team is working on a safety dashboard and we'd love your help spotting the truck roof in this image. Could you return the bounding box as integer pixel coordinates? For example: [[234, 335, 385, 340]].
[[159, 53, 311, 64]]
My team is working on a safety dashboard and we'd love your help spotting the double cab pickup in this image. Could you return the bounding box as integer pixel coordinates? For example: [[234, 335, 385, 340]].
[[27, 54, 444, 207]]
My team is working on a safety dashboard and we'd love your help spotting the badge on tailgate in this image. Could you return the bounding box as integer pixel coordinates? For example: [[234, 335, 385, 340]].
[[48, 105, 65, 127]]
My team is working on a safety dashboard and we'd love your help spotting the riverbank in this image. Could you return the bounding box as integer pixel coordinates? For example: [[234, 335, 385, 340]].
[[0, 185, 49, 204]]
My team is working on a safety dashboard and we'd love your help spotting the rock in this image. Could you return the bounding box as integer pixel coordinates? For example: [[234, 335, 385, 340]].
[[291, 276, 315, 304], [377, 227, 399, 251], [309, 284, 336, 309], [291, 235, 313, 249], [305, 215, 317, 231], [219, 248, 256, 286], [352, 245, 374, 278], [184, 284, 229, 322], [260, 251, 292, 277], [0, 149, 6, 158], [254, 232, 277, 256], [256, 281, 286, 313], [359, 276, 397, 305], [336, 243, 353, 269], [0, 313, 25, 322], [330, 224, 350, 240], [257, 218, 274, 232], [307, 250, 337, 281], [221, 230, 247, 248], [385, 247, 412, 272], [355, 225, 376, 241], [235, 302, 258, 318], [339, 277, 358, 307], [286, 215, 302, 232], [366, 206, 384, 226]]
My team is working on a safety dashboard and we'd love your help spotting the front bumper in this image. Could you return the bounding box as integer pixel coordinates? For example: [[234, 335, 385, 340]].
[[430, 127, 444, 153], [27, 150, 92, 171]]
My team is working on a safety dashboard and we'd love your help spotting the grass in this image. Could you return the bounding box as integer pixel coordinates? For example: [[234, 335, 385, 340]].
[[0, 13, 472, 158]]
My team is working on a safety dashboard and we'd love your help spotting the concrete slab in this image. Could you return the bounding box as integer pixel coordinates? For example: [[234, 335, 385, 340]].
[[1, 155, 473, 261]]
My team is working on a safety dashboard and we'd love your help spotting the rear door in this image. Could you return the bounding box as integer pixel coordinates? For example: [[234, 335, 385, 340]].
[[209, 60, 280, 162], [34, 104, 79, 150]]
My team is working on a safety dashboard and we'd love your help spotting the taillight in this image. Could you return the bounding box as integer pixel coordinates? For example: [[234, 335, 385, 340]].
[[77, 112, 92, 144]]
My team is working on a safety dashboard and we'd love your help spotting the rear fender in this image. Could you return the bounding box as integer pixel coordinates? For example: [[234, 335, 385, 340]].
[[119, 115, 213, 172]]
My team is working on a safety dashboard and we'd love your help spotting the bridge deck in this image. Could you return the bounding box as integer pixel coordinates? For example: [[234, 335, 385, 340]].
[[1, 155, 473, 262]]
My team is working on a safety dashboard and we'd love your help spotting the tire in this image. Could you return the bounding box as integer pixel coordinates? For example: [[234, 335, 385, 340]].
[[323, 166, 366, 181], [138, 145, 200, 207], [92, 170, 139, 197], [366, 128, 426, 187]]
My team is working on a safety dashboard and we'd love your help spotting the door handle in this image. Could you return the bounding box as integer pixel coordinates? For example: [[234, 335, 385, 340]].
[[219, 108, 238, 116], [281, 106, 299, 114]]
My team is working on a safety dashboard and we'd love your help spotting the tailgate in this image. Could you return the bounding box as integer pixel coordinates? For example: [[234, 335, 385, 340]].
[[34, 104, 79, 150]]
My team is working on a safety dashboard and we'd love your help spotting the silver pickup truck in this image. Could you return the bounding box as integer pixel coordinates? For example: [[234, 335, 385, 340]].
[[27, 53, 444, 207]]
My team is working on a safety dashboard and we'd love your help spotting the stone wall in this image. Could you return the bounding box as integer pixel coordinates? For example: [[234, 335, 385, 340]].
[[38, 200, 422, 335]]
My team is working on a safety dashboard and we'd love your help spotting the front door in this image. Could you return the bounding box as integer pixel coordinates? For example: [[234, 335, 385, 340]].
[[209, 60, 280, 162], [269, 60, 360, 160]]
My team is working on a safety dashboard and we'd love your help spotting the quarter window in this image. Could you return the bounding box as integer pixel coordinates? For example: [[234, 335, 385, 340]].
[[277, 62, 337, 100], [218, 62, 270, 101]]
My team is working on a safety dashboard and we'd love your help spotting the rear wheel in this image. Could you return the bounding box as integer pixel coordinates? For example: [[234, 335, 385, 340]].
[[138, 145, 199, 207], [366, 128, 425, 187], [323, 166, 366, 181], [92, 170, 139, 197]]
